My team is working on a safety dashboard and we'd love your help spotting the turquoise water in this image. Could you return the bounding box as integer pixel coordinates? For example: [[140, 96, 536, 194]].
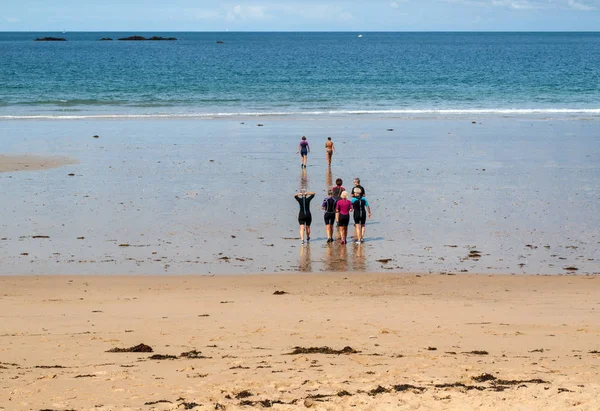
[[1, 32, 599, 118]]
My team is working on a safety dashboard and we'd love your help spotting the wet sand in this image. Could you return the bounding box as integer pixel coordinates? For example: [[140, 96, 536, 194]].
[[0, 154, 77, 173], [1, 273, 599, 410], [0, 115, 599, 275]]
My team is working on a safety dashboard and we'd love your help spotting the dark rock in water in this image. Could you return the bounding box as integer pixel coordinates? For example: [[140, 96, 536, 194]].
[[118, 36, 147, 41], [148, 36, 177, 41], [35, 37, 66, 41], [93, 135, 99, 138], [100, 38, 113, 41], [118, 36, 177, 41], [216, 40, 224, 44]]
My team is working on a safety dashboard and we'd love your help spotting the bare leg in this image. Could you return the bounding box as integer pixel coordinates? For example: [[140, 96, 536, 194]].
[[355, 224, 361, 242], [299, 224, 305, 242], [306, 225, 311, 241], [361, 224, 366, 240], [338, 225, 344, 242]]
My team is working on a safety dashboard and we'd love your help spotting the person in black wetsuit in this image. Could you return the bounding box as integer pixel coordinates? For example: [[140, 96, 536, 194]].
[[294, 189, 315, 244], [351, 177, 365, 198], [350, 188, 372, 243], [321, 189, 337, 243]]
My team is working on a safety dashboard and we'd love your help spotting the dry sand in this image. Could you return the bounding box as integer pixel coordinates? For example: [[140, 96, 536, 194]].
[[0, 155, 77, 173], [1, 273, 599, 410]]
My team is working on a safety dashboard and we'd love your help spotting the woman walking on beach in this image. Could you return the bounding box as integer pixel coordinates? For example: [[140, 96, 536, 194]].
[[295, 189, 315, 244], [322, 189, 337, 243], [325, 137, 336, 167], [335, 191, 353, 244], [296, 136, 310, 168], [332, 178, 345, 200], [350, 188, 372, 243]]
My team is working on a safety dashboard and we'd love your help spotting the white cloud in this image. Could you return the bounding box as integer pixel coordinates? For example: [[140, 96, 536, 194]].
[[275, 4, 354, 21], [441, 0, 559, 9], [390, 1, 400, 8], [491, 0, 547, 9], [226, 5, 268, 21], [568, 0, 598, 10]]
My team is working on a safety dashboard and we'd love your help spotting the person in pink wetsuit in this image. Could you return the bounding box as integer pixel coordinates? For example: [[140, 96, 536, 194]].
[[335, 191, 353, 244]]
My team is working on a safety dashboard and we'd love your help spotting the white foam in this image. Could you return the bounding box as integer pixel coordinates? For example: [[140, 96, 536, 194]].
[[1, 108, 599, 120]]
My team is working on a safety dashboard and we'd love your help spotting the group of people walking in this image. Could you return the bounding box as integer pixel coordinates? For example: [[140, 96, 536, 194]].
[[294, 136, 372, 245]]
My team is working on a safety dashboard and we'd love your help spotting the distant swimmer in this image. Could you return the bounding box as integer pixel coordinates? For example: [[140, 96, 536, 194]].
[[296, 136, 310, 168], [335, 191, 353, 245], [322, 189, 337, 243], [295, 189, 315, 244], [350, 188, 372, 243], [325, 137, 336, 167]]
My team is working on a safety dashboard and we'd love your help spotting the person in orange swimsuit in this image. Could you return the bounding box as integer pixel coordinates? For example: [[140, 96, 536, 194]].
[[325, 137, 336, 167]]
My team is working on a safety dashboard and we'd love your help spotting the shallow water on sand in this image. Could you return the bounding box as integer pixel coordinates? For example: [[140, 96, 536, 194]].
[[0, 115, 598, 275]]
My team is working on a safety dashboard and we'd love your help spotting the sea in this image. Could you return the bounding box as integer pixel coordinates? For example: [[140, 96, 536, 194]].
[[1, 32, 600, 118], [1, 32, 599, 275]]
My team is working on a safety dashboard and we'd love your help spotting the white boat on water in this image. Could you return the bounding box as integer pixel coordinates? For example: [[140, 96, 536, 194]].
[[358, 34, 363, 38]]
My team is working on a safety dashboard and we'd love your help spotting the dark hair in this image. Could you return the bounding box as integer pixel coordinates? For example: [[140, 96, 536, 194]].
[[327, 137, 332, 140], [301, 136, 307, 140], [354, 177, 360, 184], [335, 178, 343, 186]]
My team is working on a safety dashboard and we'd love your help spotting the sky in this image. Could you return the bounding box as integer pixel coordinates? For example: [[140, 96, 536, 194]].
[[1, 0, 599, 32]]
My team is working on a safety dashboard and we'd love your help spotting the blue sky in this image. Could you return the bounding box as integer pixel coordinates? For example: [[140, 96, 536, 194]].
[[1, 0, 599, 31]]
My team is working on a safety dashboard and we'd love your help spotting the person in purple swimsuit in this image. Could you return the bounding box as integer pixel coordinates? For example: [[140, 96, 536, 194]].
[[296, 136, 310, 168]]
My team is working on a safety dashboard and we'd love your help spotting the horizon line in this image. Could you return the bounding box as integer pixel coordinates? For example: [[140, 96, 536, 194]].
[[2, 30, 600, 33]]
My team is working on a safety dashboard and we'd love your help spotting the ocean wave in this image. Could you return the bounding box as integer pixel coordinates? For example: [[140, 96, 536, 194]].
[[1, 108, 600, 120]]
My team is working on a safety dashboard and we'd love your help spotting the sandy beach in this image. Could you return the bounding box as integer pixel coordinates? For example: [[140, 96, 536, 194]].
[[1, 273, 599, 410], [0, 155, 77, 173]]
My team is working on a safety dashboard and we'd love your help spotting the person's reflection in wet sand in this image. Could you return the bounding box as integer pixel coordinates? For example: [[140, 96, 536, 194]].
[[323, 243, 348, 272], [351, 243, 367, 271], [325, 166, 332, 192], [299, 244, 312, 272], [300, 167, 308, 191]]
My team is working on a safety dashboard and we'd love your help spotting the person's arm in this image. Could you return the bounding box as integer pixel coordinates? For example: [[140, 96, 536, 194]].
[[367, 206, 372, 218], [307, 143, 310, 153], [296, 144, 300, 154], [332, 143, 336, 153], [335, 203, 340, 222]]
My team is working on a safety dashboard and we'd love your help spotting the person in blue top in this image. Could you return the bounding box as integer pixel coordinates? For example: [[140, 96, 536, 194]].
[[294, 189, 315, 244], [350, 188, 372, 243], [296, 136, 310, 168]]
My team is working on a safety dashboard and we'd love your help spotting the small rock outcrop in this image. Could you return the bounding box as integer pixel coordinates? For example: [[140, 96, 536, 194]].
[[147, 36, 176, 41], [117, 36, 177, 41], [35, 37, 66, 41], [118, 36, 147, 41], [216, 40, 224, 44], [100, 38, 113, 41]]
